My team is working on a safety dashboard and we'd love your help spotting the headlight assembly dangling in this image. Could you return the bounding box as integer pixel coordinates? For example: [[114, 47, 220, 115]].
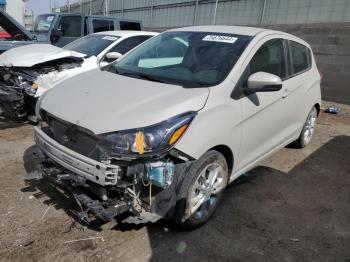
[[102, 111, 196, 157], [35, 88, 51, 121]]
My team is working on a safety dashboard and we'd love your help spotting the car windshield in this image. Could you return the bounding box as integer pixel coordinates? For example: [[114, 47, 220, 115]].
[[112, 31, 252, 88], [34, 15, 56, 33], [64, 34, 120, 56]]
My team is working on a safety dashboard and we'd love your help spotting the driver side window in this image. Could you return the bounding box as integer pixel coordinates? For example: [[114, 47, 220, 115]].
[[58, 16, 82, 37], [232, 38, 287, 100], [249, 39, 287, 79]]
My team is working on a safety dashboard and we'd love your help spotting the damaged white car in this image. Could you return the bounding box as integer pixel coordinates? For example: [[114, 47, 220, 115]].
[[33, 26, 321, 228], [0, 31, 157, 121]]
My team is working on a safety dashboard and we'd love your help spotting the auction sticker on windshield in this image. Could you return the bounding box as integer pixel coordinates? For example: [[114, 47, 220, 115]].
[[202, 35, 238, 44], [103, 36, 119, 41]]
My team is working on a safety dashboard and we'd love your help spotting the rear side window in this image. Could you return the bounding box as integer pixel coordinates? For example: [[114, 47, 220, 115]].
[[58, 16, 82, 37], [119, 21, 141, 31], [249, 39, 287, 79], [110, 35, 152, 55], [290, 41, 311, 74], [93, 19, 114, 33]]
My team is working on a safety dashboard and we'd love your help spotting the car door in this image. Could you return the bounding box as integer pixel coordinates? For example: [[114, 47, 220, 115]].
[[55, 15, 83, 47], [280, 40, 315, 137], [236, 37, 293, 171]]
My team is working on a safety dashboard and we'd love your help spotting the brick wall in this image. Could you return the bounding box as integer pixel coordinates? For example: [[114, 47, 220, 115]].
[[261, 23, 350, 105]]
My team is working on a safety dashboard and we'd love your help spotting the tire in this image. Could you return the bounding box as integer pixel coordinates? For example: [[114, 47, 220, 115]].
[[292, 107, 318, 148], [173, 150, 228, 229]]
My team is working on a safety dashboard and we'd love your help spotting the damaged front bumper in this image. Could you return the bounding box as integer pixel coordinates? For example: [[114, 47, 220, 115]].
[[33, 126, 189, 224], [35, 126, 120, 186]]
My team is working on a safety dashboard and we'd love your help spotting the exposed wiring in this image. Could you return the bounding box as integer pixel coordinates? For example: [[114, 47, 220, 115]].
[[149, 181, 152, 211]]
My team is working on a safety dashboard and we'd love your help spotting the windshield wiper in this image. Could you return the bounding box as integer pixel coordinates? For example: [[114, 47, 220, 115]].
[[118, 71, 175, 85]]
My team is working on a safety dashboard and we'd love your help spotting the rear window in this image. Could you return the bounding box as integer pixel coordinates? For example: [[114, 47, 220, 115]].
[[119, 21, 141, 31], [110, 35, 152, 55], [290, 41, 311, 74], [92, 19, 114, 33]]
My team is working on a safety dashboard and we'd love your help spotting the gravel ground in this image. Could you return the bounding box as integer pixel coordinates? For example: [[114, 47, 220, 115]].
[[0, 101, 349, 262]]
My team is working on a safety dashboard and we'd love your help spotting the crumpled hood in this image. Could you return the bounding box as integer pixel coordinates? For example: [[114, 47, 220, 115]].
[[0, 44, 85, 67], [40, 69, 210, 134]]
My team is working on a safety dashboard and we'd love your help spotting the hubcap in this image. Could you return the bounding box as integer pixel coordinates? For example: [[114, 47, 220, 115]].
[[302, 109, 317, 145], [188, 163, 226, 220]]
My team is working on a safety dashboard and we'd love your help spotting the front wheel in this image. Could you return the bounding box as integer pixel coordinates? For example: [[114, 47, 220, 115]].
[[173, 150, 228, 229]]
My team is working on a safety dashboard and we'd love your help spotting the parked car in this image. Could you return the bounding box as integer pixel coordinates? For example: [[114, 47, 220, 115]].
[[33, 26, 321, 228], [0, 31, 157, 121], [0, 28, 10, 39], [0, 9, 143, 54]]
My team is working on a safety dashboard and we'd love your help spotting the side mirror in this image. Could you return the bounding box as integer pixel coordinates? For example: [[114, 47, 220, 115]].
[[105, 52, 122, 63], [246, 72, 282, 93], [50, 28, 63, 44]]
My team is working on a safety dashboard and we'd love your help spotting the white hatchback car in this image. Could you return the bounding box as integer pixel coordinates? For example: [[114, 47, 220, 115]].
[[34, 26, 321, 228]]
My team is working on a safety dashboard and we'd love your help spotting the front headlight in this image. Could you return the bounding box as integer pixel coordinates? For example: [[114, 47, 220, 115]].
[[101, 112, 196, 157], [35, 87, 49, 121]]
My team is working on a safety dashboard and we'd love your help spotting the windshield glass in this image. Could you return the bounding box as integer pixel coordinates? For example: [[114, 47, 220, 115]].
[[64, 34, 120, 56], [112, 31, 252, 88], [34, 15, 56, 33]]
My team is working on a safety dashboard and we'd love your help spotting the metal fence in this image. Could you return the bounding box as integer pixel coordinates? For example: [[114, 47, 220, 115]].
[[59, 0, 350, 29]]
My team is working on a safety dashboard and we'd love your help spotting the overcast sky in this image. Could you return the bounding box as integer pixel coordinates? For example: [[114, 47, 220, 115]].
[[26, 0, 79, 15]]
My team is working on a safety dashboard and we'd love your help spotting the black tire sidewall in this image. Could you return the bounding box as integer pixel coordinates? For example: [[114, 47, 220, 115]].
[[173, 150, 228, 229]]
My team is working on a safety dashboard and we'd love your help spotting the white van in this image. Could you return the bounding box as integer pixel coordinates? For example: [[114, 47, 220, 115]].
[[33, 26, 321, 228]]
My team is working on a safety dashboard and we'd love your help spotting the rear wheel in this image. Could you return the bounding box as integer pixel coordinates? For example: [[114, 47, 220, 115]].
[[173, 150, 228, 229], [293, 107, 318, 148]]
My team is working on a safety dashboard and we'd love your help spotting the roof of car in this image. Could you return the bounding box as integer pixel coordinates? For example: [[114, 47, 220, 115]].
[[168, 25, 276, 36], [94, 31, 158, 37]]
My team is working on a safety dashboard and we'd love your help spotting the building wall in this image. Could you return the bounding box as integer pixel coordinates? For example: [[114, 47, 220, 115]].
[[62, 0, 350, 29], [5, 0, 26, 25]]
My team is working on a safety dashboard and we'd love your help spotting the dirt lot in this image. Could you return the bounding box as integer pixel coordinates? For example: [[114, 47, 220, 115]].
[[0, 101, 349, 262]]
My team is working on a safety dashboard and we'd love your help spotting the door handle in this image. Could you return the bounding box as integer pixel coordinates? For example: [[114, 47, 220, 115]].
[[282, 88, 290, 99]]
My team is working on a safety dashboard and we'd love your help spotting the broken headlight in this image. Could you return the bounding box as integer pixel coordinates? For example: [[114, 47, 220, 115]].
[[101, 112, 196, 157]]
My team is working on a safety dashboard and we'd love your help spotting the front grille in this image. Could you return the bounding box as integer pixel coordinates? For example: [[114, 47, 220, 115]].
[[42, 113, 102, 161]]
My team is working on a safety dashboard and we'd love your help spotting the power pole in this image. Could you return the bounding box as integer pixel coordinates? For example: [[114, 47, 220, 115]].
[[67, 0, 71, 13], [260, 0, 267, 24], [193, 0, 199, 26], [150, 0, 154, 27], [212, 0, 219, 25], [105, 0, 109, 16]]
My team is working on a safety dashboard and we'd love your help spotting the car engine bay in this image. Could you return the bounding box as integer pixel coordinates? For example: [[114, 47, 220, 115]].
[[0, 57, 83, 121]]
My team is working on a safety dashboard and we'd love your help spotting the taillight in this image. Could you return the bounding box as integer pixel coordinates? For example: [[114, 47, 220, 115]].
[[319, 70, 324, 82]]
